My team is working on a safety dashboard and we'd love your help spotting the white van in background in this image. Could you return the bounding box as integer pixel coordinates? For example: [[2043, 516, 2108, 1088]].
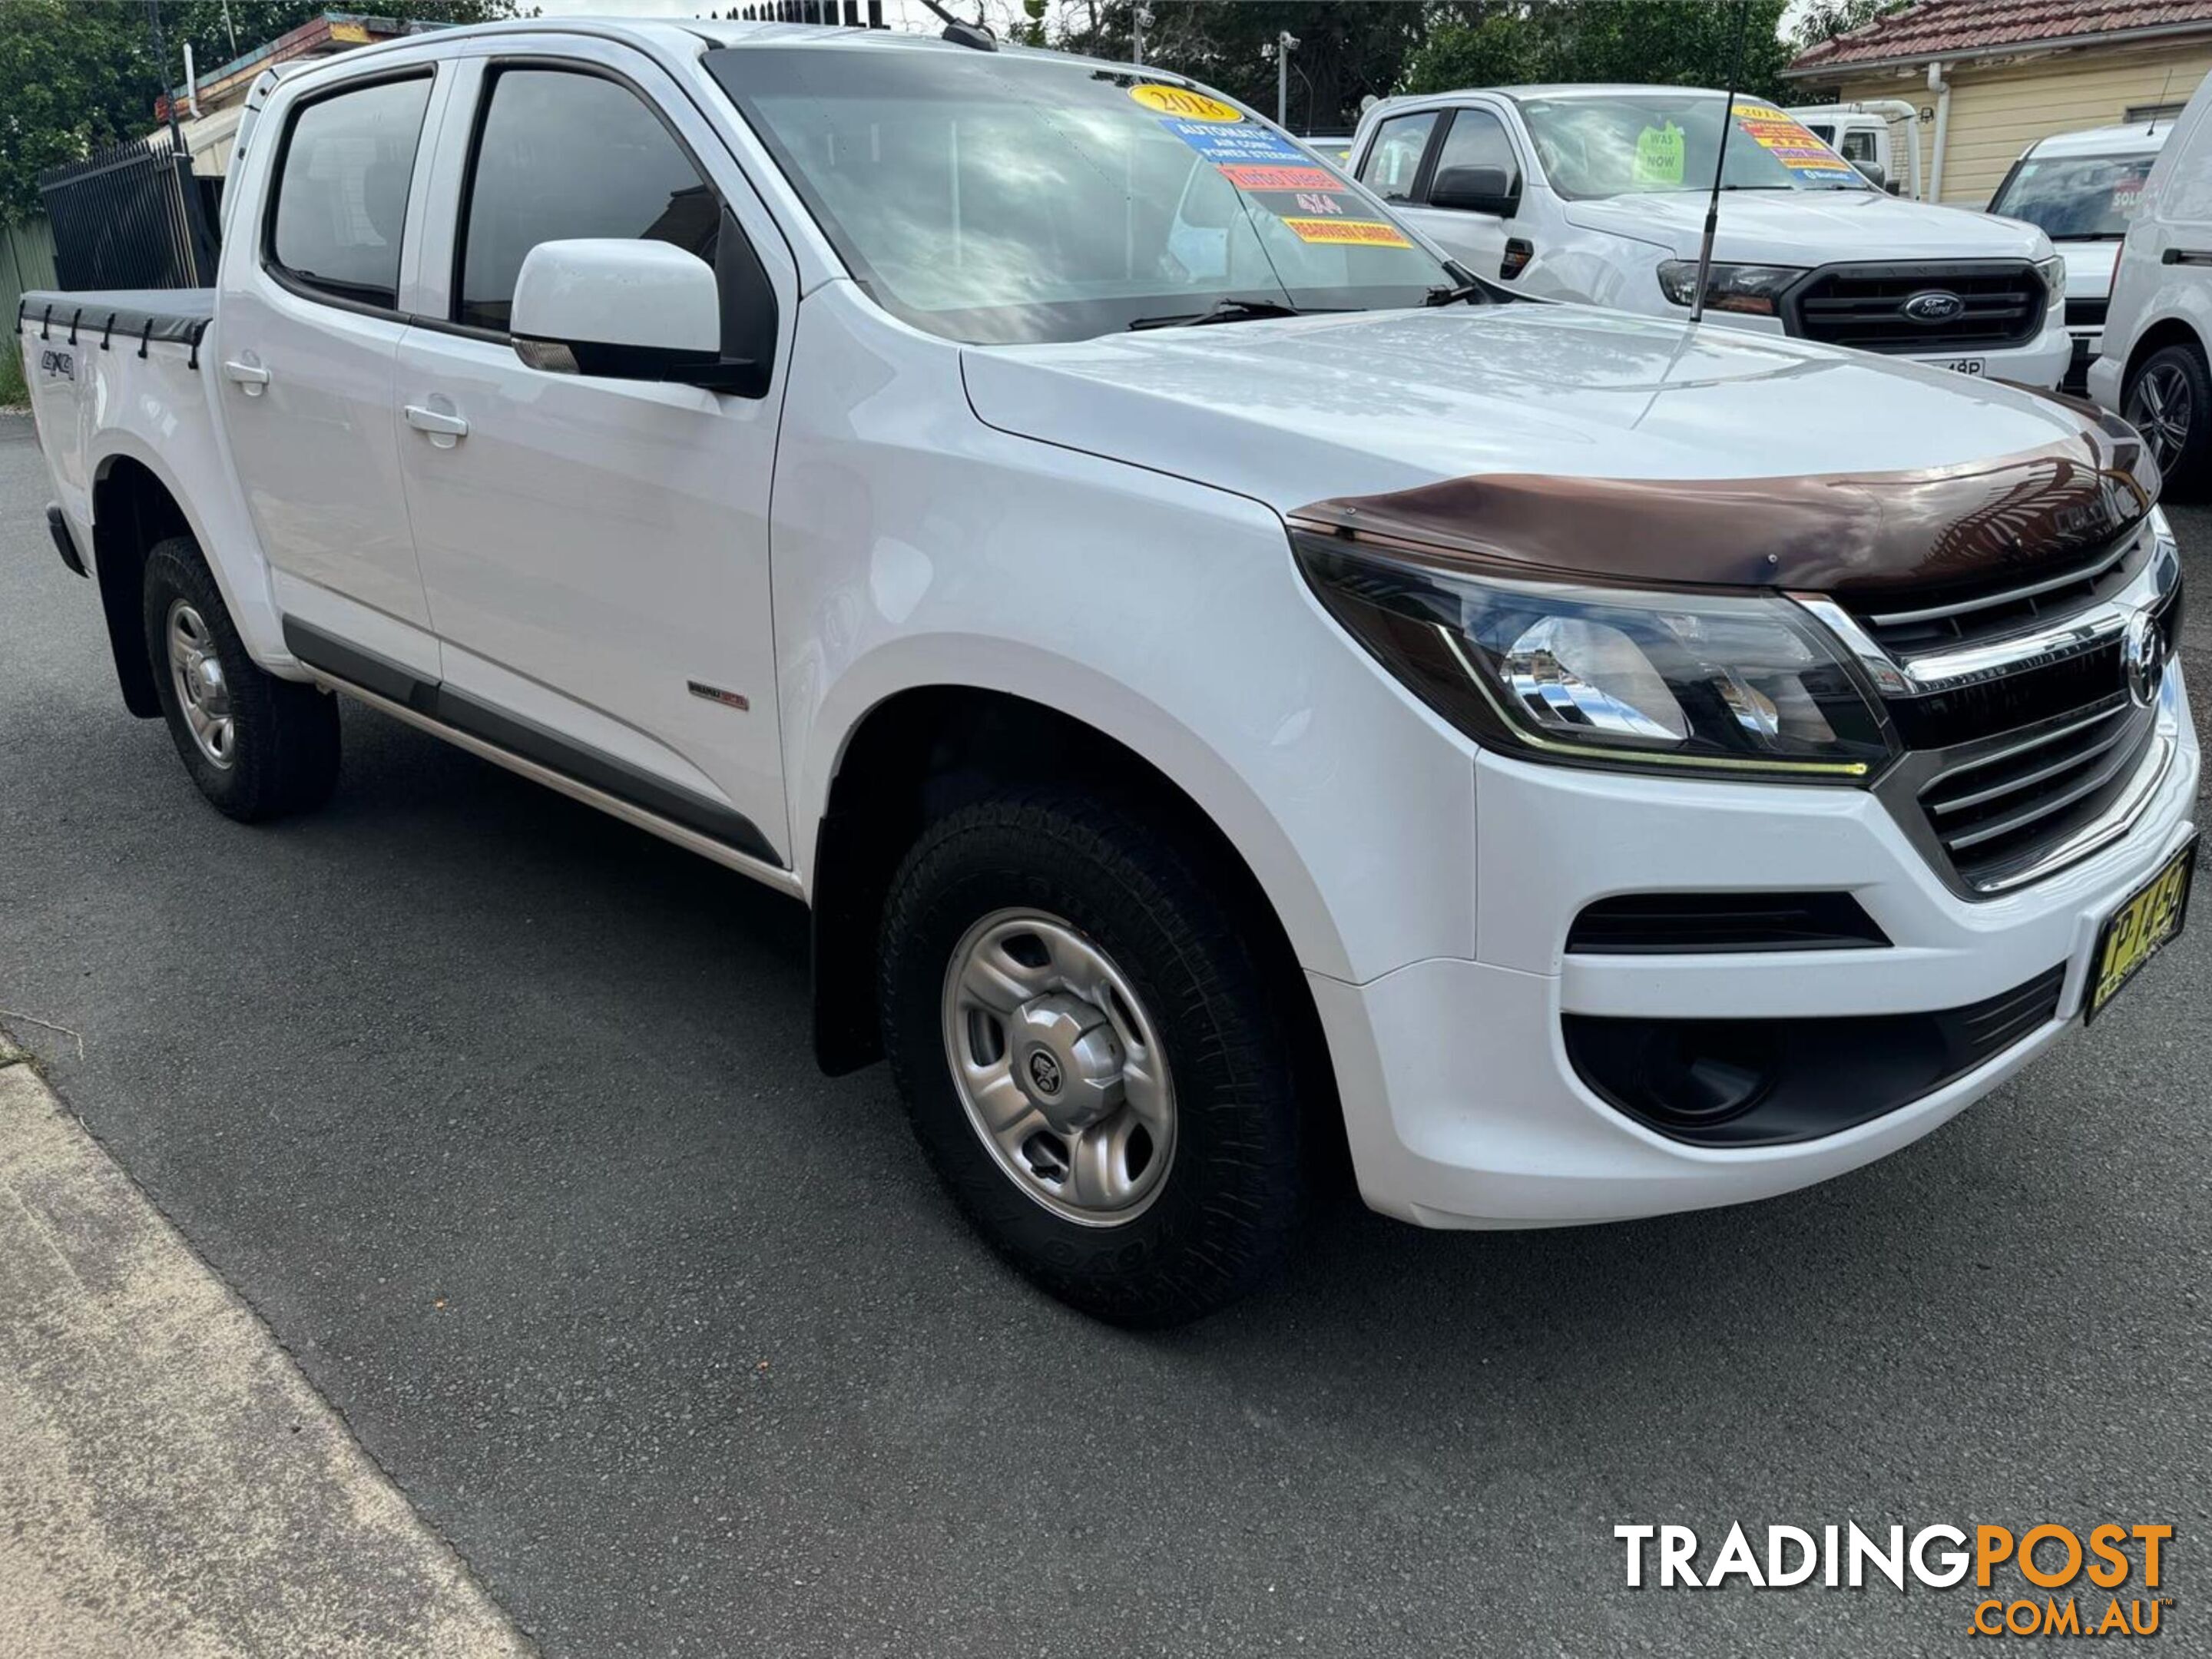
[[1988, 121, 2171, 392], [2090, 70, 2212, 494], [1349, 86, 2071, 387]]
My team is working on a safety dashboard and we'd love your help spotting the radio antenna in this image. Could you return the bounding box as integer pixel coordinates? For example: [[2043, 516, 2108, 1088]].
[[2147, 60, 2178, 132], [1689, 0, 1750, 327]]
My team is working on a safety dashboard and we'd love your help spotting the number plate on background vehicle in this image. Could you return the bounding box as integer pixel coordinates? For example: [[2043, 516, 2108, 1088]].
[[1936, 358, 1985, 376], [2085, 838, 2196, 1022]]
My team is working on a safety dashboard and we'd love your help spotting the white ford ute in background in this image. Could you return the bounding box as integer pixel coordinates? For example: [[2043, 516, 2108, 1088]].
[[16, 21, 2195, 1325], [1349, 85, 2075, 388]]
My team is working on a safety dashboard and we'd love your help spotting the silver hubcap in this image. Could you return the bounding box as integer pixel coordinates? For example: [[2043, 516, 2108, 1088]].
[[166, 599, 235, 769], [2128, 363, 2192, 471], [941, 909, 1175, 1226]]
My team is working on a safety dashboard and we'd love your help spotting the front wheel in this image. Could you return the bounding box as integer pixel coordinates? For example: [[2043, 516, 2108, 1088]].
[[2124, 340, 2210, 499], [879, 790, 1320, 1326]]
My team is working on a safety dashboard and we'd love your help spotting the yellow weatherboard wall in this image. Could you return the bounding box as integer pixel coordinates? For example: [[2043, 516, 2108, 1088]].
[[1835, 43, 2211, 207]]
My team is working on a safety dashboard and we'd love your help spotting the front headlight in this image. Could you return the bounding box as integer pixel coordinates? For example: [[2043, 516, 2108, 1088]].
[[2036, 253, 2066, 306], [1656, 260, 1803, 316], [1296, 535, 1896, 782]]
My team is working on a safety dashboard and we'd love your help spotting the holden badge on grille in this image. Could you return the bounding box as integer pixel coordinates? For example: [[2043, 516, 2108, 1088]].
[[2121, 611, 2164, 709]]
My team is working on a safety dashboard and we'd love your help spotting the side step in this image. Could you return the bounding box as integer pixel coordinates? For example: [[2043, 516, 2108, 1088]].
[[284, 618, 797, 896]]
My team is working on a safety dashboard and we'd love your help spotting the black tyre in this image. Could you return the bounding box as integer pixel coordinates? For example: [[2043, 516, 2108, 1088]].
[[141, 536, 340, 821], [2124, 340, 2212, 501], [879, 789, 1320, 1326]]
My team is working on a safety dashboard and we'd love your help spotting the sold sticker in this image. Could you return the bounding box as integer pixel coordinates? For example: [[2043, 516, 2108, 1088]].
[[1130, 84, 1243, 122]]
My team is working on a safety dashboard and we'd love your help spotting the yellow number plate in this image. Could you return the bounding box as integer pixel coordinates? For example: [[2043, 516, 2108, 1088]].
[[2086, 838, 2195, 1022]]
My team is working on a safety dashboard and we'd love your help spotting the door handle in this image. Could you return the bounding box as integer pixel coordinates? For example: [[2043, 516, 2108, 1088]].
[[404, 403, 469, 439], [221, 359, 270, 394]]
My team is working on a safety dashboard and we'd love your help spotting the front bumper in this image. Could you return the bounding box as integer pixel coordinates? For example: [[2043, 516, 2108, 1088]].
[[1886, 315, 2072, 389], [1709, 310, 2074, 389], [1320, 664, 2197, 1230], [2088, 350, 2124, 410]]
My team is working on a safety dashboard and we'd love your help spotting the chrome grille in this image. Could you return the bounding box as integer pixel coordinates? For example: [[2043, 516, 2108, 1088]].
[[1848, 523, 2150, 657], [1917, 698, 2161, 892], [1803, 516, 2182, 897]]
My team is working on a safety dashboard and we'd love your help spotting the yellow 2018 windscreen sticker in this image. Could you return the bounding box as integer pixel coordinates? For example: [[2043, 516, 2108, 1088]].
[[1634, 121, 1685, 185], [1730, 101, 1857, 180], [1130, 84, 1243, 122]]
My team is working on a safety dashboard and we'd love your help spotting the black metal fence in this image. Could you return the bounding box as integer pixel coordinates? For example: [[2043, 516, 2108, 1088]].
[[732, 3, 886, 24], [38, 127, 218, 292]]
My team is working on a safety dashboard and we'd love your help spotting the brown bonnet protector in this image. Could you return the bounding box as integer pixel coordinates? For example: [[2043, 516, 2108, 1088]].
[[1287, 398, 2158, 601]]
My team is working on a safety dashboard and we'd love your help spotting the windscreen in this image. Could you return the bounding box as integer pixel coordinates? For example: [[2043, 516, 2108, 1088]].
[[1518, 94, 1869, 200], [1988, 151, 2156, 240], [706, 45, 1455, 343]]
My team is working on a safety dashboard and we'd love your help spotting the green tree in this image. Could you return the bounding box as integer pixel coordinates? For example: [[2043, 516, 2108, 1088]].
[[0, 0, 160, 224], [0, 0, 515, 226], [1052, 2, 1430, 133], [1789, 0, 1906, 53], [1405, 2, 1793, 103]]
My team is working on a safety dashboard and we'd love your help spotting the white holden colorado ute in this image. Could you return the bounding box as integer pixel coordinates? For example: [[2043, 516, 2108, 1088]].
[[17, 20, 2197, 1325]]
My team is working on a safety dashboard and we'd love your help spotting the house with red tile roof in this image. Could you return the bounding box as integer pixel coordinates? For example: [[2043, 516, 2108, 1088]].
[[1783, 0, 2212, 206]]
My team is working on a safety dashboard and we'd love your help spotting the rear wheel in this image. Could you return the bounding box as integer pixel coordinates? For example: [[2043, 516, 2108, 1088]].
[[141, 537, 340, 820], [2124, 340, 2211, 499], [879, 790, 1317, 1326]]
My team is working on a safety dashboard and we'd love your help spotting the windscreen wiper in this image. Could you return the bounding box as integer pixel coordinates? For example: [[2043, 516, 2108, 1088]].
[[1128, 296, 1304, 330], [1424, 280, 1488, 306], [1423, 260, 1492, 306]]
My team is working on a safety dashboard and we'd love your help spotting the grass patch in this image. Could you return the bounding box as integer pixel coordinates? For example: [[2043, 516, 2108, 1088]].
[[0, 338, 25, 409]]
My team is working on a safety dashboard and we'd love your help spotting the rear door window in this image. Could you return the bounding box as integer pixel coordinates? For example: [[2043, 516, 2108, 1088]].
[[268, 75, 433, 310], [455, 68, 720, 333]]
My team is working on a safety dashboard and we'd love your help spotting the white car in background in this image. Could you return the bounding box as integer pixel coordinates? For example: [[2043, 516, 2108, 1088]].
[[1349, 84, 2073, 387], [1988, 120, 2171, 392], [2091, 68, 2212, 494]]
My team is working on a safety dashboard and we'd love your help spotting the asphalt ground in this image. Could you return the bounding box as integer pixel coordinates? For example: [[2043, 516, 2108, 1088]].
[[0, 1041, 531, 1659], [2, 408, 2208, 1658]]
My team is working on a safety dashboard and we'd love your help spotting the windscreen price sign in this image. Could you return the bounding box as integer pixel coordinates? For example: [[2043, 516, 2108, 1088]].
[[1136, 85, 1412, 250]]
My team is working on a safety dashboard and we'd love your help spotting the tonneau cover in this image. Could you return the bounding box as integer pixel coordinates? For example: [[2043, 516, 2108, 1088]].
[[17, 289, 214, 349]]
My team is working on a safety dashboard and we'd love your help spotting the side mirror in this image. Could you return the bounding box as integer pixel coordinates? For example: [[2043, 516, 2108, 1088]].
[[1853, 161, 1889, 191], [512, 239, 742, 388], [1428, 164, 1519, 218]]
